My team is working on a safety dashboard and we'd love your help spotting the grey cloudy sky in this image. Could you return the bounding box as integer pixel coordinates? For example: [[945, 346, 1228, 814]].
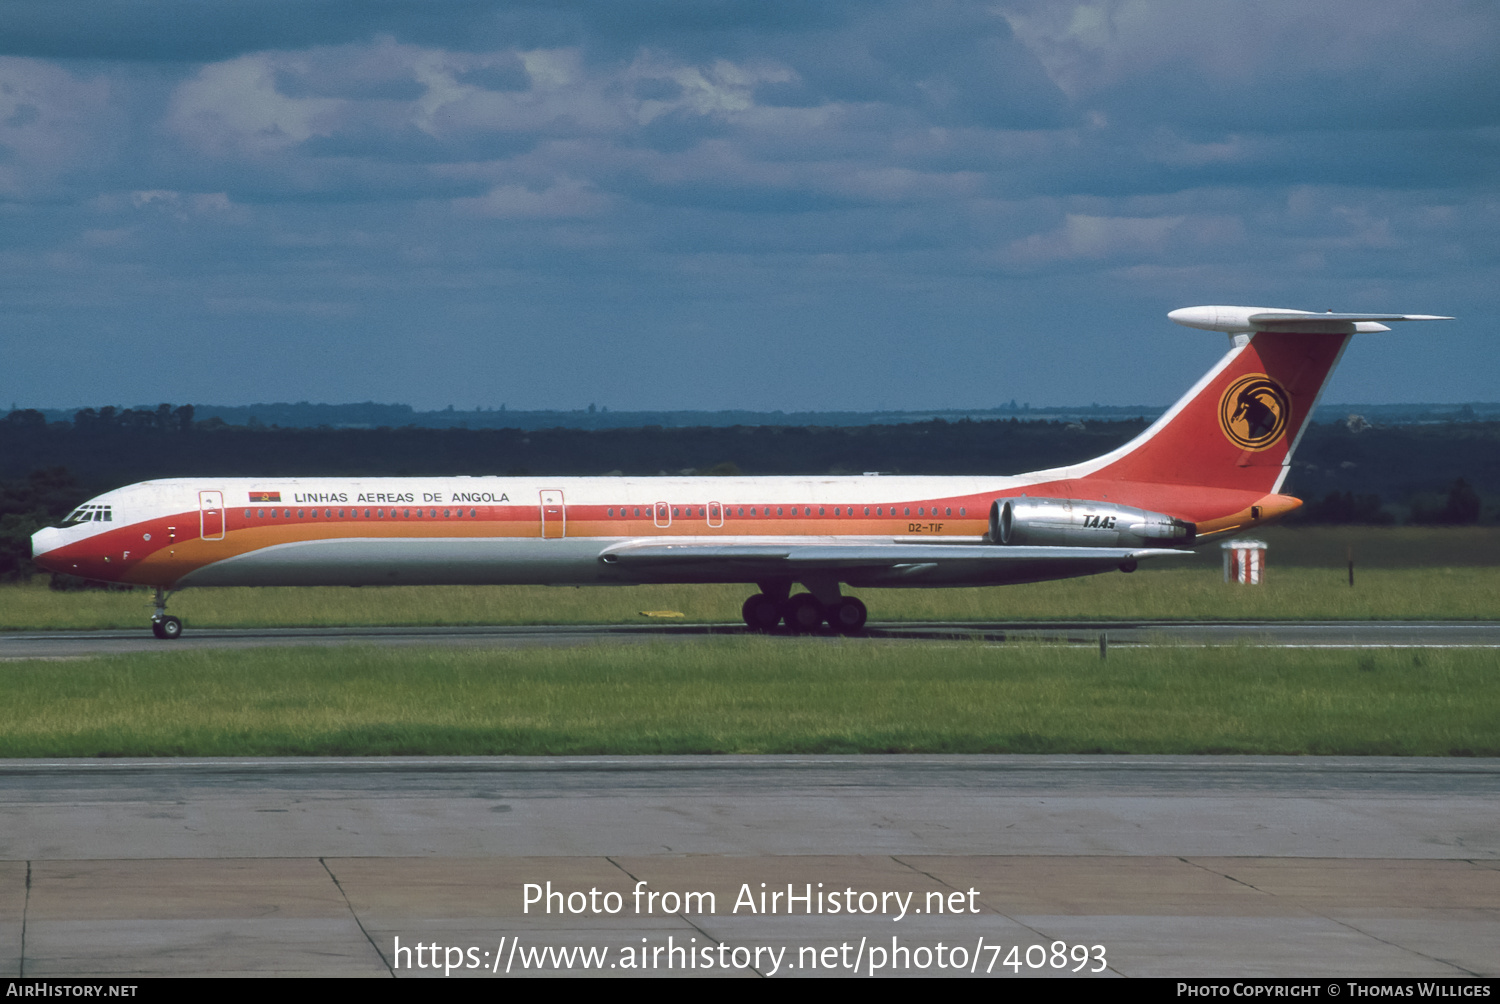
[[1, 0, 1495, 411]]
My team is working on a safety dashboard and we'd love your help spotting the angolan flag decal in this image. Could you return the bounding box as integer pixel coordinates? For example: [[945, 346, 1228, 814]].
[[249, 491, 282, 502]]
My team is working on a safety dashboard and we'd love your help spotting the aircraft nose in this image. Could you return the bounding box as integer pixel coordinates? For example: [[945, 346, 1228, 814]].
[[30, 526, 66, 564]]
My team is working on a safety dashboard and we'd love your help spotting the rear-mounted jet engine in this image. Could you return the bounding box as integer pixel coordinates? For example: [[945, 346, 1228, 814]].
[[990, 498, 1196, 549]]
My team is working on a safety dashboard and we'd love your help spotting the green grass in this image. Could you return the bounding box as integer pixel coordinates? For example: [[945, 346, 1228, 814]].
[[0, 640, 1493, 758], [3, 564, 1498, 630], [1252, 525, 1500, 567]]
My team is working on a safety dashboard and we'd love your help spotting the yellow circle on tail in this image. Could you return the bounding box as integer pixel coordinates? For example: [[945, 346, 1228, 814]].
[[1219, 373, 1290, 451]]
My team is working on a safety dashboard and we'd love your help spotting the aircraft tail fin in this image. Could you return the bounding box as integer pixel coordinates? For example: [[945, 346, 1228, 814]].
[[1066, 305, 1451, 496]]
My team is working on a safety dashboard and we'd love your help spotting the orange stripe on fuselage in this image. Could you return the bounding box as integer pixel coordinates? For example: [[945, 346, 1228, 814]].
[[41, 483, 1292, 587], [45, 499, 998, 585]]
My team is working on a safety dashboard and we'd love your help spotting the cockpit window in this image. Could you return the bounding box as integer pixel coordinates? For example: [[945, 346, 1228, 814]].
[[62, 504, 113, 525]]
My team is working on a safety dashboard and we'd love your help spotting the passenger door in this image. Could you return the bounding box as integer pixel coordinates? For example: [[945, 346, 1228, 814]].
[[540, 490, 566, 538], [199, 490, 225, 541]]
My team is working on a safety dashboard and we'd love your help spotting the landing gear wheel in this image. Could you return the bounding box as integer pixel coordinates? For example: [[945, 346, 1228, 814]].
[[741, 594, 782, 632], [783, 593, 826, 633], [152, 615, 183, 640], [828, 597, 868, 634]]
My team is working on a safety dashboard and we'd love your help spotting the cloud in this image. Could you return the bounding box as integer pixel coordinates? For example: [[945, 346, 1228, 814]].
[[128, 189, 248, 222], [1000, 0, 1500, 132], [0, 58, 115, 197], [0, 1, 1496, 412], [454, 177, 608, 219], [168, 54, 343, 157], [1004, 212, 1188, 264]]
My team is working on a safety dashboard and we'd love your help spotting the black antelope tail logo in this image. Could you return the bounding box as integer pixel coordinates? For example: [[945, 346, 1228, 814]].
[[1219, 374, 1289, 451]]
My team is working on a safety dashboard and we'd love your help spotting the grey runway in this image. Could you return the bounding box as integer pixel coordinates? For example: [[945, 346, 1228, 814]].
[[1, 756, 1497, 977], [3, 619, 1500, 657]]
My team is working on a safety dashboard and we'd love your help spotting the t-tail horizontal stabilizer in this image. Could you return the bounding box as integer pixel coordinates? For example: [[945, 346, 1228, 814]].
[[1169, 305, 1453, 335]]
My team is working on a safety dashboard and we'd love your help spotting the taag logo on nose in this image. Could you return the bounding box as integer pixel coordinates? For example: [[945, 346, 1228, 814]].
[[1218, 373, 1289, 451]]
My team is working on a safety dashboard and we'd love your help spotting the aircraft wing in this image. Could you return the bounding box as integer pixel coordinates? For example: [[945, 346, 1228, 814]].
[[598, 539, 1192, 586]]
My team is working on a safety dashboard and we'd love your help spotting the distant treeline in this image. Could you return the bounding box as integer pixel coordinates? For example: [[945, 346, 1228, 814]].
[[17, 399, 1500, 432], [3, 406, 1497, 579]]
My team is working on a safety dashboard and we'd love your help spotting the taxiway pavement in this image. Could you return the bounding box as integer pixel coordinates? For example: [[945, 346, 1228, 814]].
[[3, 620, 1499, 657], [1, 756, 1496, 978]]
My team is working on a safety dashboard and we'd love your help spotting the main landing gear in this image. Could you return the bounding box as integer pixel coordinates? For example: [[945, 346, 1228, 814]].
[[150, 586, 183, 640], [741, 580, 868, 635]]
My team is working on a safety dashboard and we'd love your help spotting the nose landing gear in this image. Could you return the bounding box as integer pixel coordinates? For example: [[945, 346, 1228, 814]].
[[150, 587, 183, 640]]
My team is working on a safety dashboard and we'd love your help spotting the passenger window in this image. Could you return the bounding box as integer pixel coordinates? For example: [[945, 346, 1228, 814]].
[[945, 507, 951, 516], [960, 507, 966, 516], [470, 509, 477, 517], [819, 507, 825, 516], [904, 507, 910, 516]]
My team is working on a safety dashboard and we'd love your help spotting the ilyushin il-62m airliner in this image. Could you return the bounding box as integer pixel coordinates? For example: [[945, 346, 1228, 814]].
[[31, 305, 1449, 639]]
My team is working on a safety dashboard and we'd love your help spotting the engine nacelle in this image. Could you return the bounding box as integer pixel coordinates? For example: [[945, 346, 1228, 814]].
[[989, 497, 1196, 548]]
